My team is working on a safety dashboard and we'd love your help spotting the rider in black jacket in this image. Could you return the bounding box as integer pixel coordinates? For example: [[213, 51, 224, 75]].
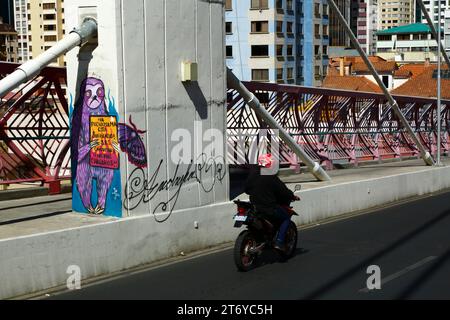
[[245, 154, 299, 252]]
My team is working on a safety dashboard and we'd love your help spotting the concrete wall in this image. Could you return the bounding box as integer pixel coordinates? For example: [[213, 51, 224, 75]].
[[66, 0, 228, 219], [3, 166, 450, 299]]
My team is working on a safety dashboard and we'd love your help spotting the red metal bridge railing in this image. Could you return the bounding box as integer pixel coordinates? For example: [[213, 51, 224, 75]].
[[0, 62, 70, 193], [227, 82, 450, 170], [1, 63, 448, 191]]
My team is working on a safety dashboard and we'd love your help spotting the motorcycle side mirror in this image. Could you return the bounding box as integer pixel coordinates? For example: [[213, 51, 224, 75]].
[[295, 185, 302, 192]]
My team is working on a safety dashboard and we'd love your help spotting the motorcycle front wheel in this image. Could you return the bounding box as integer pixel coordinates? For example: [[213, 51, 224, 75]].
[[234, 230, 258, 272], [281, 221, 298, 259]]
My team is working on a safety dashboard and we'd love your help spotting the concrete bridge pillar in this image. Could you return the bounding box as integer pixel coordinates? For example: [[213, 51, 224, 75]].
[[66, 0, 229, 219]]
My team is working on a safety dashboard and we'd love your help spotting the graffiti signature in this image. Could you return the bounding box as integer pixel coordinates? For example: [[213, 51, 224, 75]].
[[123, 154, 226, 223]]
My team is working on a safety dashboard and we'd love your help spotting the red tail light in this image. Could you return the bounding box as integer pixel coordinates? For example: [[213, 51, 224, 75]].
[[237, 207, 247, 215]]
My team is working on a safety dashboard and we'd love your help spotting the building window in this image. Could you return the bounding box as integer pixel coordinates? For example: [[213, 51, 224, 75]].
[[286, 0, 293, 11], [226, 22, 232, 34], [251, 21, 269, 33], [44, 25, 56, 31], [277, 68, 284, 80], [382, 76, 389, 88], [43, 14, 56, 20], [378, 35, 392, 41], [226, 45, 233, 58], [315, 24, 321, 38], [314, 3, 321, 17], [287, 68, 294, 79], [252, 69, 269, 82], [43, 3, 56, 9], [314, 45, 320, 55], [44, 35, 57, 42], [276, 21, 283, 33], [276, 0, 283, 11], [276, 45, 283, 56], [251, 45, 269, 57], [287, 45, 293, 56], [286, 22, 293, 34], [251, 0, 269, 10], [225, 0, 232, 10], [315, 66, 322, 80]]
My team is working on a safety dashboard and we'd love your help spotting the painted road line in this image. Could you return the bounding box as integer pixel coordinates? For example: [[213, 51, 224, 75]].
[[359, 256, 438, 293]]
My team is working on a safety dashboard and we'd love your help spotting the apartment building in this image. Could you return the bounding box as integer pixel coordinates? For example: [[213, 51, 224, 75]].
[[329, 0, 351, 47], [420, 0, 450, 26], [378, 0, 416, 30], [13, 0, 29, 63], [304, 0, 330, 86], [29, 0, 65, 66], [353, 0, 378, 55], [225, 0, 329, 87], [445, 9, 450, 55], [0, 17, 18, 62]]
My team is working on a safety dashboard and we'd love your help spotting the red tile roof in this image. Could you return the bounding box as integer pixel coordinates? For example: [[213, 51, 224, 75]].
[[322, 75, 383, 93], [329, 56, 398, 74], [394, 68, 412, 79], [352, 61, 398, 74], [392, 65, 450, 99], [397, 64, 428, 78]]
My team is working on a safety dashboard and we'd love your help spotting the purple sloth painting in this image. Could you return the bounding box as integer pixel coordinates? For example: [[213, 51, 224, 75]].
[[71, 77, 147, 215]]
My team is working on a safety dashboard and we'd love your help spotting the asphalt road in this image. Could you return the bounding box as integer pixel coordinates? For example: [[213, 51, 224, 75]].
[[49, 190, 450, 300]]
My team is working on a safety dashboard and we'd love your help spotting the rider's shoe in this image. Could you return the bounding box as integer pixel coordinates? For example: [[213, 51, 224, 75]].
[[273, 241, 286, 253]]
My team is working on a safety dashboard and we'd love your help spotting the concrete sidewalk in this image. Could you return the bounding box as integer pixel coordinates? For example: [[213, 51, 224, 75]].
[[282, 158, 450, 189], [0, 157, 448, 241]]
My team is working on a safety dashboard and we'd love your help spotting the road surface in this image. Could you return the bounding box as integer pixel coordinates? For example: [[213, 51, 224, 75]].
[[48, 190, 450, 300]]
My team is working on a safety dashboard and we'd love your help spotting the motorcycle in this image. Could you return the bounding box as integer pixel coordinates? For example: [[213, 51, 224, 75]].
[[232, 188, 301, 272]]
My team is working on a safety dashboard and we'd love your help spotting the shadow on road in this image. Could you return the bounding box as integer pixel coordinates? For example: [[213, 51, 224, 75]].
[[301, 208, 450, 300], [395, 247, 450, 300], [253, 247, 310, 270]]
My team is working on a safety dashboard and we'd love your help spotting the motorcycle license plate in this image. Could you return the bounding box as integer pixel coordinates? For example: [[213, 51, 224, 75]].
[[234, 215, 247, 222]]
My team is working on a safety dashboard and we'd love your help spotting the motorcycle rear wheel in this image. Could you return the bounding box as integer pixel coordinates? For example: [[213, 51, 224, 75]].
[[234, 230, 258, 272]]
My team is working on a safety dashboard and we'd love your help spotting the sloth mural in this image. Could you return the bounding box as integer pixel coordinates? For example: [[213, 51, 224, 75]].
[[70, 77, 147, 218]]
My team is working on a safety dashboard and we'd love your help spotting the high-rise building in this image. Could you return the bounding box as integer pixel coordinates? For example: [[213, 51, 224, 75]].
[[378, 0, 416, 30], [420, 0, 450, 26], [350, 0, 360, 37], [13, 0, 29, 63], [304, 0, 330, 85], [329, 0, 351, 47], [445, 10, 450, 55], [416, 0, 423, 23], [354, 0, 378, 55], [29, 0, 65, 66], [225, 0, 329, 87]]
